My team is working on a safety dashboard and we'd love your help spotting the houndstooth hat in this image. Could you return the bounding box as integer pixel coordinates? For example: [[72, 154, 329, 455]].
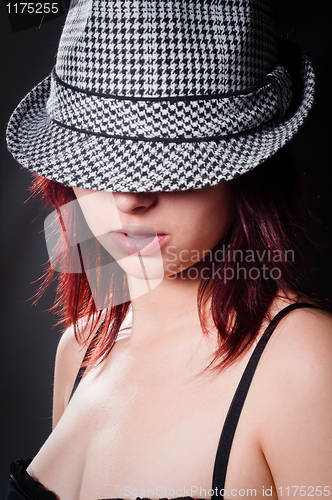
[[6, 0, 315, 192]]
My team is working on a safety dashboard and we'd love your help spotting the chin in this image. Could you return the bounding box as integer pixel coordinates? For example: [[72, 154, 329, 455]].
[[118, 253, 165, 282]]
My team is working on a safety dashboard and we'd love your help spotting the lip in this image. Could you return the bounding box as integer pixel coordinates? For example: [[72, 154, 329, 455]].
[[110, 227, 169, 255]]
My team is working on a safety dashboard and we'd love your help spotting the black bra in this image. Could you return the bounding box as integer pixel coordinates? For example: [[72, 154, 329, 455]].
[[6, 302, 320, 500]]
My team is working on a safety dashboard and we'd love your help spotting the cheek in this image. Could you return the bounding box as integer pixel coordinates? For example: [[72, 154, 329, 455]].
[[180, 185, 233, 245], [204, 194, 233, 244], [205, 184, 233, 237], [163, 185, 233, 272], [74, 191, 123, 237]]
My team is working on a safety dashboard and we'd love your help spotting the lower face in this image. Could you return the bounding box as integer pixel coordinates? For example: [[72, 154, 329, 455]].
[[71, 183, 233, 285]]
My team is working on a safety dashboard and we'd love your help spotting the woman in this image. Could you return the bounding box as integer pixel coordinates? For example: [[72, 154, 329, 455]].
[[5, 0, 332, 499]]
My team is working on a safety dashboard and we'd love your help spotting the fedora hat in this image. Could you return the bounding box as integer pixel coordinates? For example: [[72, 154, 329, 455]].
[[6, 0, 315, 192]]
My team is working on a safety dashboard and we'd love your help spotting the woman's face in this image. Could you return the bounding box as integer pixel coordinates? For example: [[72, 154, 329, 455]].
[[72, 183, 233, 283]]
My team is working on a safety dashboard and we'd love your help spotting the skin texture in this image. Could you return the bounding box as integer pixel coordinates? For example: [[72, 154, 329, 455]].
[[26, 187, 332, 500]]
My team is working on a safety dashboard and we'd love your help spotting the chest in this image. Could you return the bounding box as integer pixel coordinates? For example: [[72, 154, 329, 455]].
[[27, 343, 276, 500]]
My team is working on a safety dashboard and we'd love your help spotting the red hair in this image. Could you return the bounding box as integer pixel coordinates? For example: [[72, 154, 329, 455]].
[[31, 145, 314, 370]]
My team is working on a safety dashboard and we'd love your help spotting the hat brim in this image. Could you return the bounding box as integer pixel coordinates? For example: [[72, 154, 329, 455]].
[[6, 39, 315, 192]]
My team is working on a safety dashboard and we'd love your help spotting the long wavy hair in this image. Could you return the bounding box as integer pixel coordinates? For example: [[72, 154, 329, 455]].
[[31, 145, 318, 370]]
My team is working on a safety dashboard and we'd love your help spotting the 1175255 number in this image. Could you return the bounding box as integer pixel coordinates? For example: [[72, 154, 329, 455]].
[[278, 486, 330, 496], [6, 3, 59, 14]]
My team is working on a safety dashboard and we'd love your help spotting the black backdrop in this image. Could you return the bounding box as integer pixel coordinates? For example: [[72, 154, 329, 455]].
[[0, 0, 331, 495]]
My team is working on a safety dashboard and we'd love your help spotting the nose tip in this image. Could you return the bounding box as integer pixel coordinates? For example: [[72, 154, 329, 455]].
[[113, 192, 157, 214]]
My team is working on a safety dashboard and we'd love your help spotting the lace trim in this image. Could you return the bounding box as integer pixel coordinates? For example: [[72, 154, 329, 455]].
[[10, 460, 200, 500], [10, 459, 57, 500]]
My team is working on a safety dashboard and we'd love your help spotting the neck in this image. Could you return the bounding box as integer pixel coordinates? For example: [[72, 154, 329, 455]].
[[127, 271, 205, 347]]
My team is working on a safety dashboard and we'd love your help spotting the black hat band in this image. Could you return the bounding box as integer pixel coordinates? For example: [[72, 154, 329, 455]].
[[47, 65, 292, 143]]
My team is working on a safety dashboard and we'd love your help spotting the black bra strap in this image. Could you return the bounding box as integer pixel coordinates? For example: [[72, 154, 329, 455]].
[[68, 339, 95, 403], [212, 302, 321, 497]]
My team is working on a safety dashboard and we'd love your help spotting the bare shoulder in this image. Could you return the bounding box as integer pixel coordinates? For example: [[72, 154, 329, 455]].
[[264, 304, 332, 380], [52, 315, 104, 429], [257, 303, 332, 487]]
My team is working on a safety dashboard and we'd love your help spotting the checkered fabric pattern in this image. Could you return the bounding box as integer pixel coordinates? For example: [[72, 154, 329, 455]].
[[46, 64, 291, 140], [6, 0, 315, 192], [56, 0, 277, 96]]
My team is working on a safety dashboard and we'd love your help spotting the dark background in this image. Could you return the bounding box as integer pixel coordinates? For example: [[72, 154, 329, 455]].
[[0, 0, 331, 495]]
